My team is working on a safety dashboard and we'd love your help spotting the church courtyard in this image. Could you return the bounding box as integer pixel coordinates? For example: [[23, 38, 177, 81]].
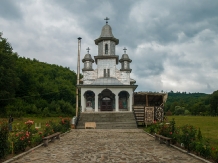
[[9, 129, 205, 163]]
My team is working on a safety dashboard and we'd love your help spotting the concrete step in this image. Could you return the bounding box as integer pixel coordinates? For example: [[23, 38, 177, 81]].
[[76, 112, 137, 129], [77, 122, 137, 129]]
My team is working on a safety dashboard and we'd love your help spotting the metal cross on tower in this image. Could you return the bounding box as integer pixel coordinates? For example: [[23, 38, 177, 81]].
[[104, 17, 109, 24], [86, 47, 90, 54], [123, 47, 127, 54]]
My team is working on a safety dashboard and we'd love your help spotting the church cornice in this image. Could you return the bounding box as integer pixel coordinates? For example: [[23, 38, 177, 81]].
[[94, 55, 119, 64], [77, 84, 138, 91], [120, 68, 132, 73], [94, 37, 119, 45]]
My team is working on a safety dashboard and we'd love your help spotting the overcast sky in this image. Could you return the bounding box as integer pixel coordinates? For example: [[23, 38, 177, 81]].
[[1, 0, 218, 94]]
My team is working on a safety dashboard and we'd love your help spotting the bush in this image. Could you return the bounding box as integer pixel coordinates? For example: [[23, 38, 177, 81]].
[[195, 140, 211, 158], [0, 121, 9, 159], [180, 124, 197, 151], [10, 120, 36, 154]]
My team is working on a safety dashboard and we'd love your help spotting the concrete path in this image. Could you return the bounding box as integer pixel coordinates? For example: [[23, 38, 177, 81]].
[[11, 129, 204, 163]]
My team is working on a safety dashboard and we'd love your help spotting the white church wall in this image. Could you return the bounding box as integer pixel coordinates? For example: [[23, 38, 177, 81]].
[[97, 59, 116, 78], [83, 70, 97, 84], [115, 69, 130, 85]]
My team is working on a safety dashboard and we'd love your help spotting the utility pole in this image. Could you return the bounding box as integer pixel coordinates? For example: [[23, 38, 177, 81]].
[[76, 37, 82, 117]]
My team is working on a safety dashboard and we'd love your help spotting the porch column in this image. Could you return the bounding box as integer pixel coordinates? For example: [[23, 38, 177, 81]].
[[95, 93, 98, 112], [115, 93, 119, 112], [129, 93, 132, 111], [81, 92, 85, 112]]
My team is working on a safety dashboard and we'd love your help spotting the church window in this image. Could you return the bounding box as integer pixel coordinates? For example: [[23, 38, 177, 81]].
[[105, 44, 108, 54], [104, 69, 110, 77]]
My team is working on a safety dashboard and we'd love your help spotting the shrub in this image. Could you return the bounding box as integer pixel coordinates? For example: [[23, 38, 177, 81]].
[[59, 117, 71, 133], [43, 122, 54, 137], [180, 125, 197, 152], [211, 147, 218, 163], [195, 140, 211, 158], [0, 121, 9, 159], [10, 120, 35, 154]]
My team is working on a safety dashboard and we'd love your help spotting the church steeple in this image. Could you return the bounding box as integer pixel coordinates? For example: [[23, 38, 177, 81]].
[[119, 47, 132, 72], [94, 18, 119, 64], [82, 47, 94, 71]]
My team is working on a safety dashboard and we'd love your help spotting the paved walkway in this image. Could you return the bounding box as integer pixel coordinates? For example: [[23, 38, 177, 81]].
[[11, 129, 204, 163]]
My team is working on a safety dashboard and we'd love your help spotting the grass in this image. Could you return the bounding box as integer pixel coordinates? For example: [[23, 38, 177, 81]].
[[167, 116, 218, 148]]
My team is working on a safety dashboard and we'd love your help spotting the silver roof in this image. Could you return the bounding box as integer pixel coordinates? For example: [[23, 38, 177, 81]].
[[100, 24, 114, 37], [91, 77, 123, 85]]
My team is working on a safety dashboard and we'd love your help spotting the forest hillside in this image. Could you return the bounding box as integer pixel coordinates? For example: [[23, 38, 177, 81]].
[[0, 33, 77, 117]]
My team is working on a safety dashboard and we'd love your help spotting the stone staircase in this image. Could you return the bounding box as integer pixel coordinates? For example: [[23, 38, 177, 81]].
[[76, 112, 137, 129]]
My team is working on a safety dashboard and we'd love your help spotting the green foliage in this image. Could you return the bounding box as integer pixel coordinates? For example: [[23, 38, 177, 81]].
[[145, 117, 218, 160], [0, 121, 9, 159], [210, 90, 218, 116], [165, 92, 212, 115], [180, 125, 197, 151], [194, 140, 211, 158], [0, 33, 77, 117]]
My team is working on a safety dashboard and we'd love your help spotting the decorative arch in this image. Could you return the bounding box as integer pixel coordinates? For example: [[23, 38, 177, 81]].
[[118, 91, 130, 110], [98, 89, 115, 111], [84, 90, 95, 108]]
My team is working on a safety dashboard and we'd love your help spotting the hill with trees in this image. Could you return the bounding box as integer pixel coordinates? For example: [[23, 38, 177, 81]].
[[164, 91, 218, 116], [0, 33, 77, 117]]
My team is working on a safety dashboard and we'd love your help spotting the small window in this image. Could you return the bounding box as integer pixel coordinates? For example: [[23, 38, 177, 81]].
[[104, 69, 110, 77], [105, 44, 108, 54]]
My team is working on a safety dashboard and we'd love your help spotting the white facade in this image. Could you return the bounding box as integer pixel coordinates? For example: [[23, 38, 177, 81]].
[[78, 22, 137, 112]]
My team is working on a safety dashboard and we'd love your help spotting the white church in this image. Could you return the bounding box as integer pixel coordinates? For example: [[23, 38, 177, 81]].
[[78, 18, 138, 113]]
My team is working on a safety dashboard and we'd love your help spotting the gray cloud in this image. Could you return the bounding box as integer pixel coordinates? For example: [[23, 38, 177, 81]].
[[0, 0, 22, 20], [0, 0, 218, 94]]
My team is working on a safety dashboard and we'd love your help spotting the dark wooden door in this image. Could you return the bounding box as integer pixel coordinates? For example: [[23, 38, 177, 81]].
[[101, 100, 112, 111]]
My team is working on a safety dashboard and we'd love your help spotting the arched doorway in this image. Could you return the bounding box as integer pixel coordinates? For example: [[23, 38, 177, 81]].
[[118, 91, 129, 110], [98, 89, 115, 111], [84, 91, 95, 111]]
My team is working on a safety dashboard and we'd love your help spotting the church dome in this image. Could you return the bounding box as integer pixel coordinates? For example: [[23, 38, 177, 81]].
[[94, 23, 119, 45], [100, 24, 114, 37], [82, 54, 94, 63], [119, 54, 132, 62]]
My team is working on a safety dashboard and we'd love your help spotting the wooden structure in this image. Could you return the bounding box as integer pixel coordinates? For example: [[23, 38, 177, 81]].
[[85, 122, 96, 129], [133, 92, 168, 126]]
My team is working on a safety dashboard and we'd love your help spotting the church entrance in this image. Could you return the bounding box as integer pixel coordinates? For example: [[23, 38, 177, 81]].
[[101, 97, 112, 111], [98, 89, 115, 111]]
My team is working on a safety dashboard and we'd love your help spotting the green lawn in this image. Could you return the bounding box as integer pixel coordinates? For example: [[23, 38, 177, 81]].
[[167, 116, 218, 148]]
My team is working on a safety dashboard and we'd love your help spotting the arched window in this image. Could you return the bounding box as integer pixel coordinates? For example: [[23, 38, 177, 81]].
[[105, 44, 108, 54]]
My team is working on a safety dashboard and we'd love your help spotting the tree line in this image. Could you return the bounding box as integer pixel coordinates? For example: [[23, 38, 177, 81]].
[[164, 91, 218, 116], [0, 33, 77, 117]]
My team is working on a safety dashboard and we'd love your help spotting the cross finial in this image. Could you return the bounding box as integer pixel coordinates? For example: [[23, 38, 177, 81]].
[[86, 47, 90, 54], [123, 47, 127, 54], [104, 17, 109, 24]]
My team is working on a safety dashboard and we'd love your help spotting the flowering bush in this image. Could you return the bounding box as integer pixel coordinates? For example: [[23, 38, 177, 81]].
[[194, 140, 211, 158], [211, 147, 218, 162], [43, 122, 54, 137], [0, 121, 9, 159], [11, 131, 31, 153], [180, 124, 197, 151], [59, 117, 71, 132]]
